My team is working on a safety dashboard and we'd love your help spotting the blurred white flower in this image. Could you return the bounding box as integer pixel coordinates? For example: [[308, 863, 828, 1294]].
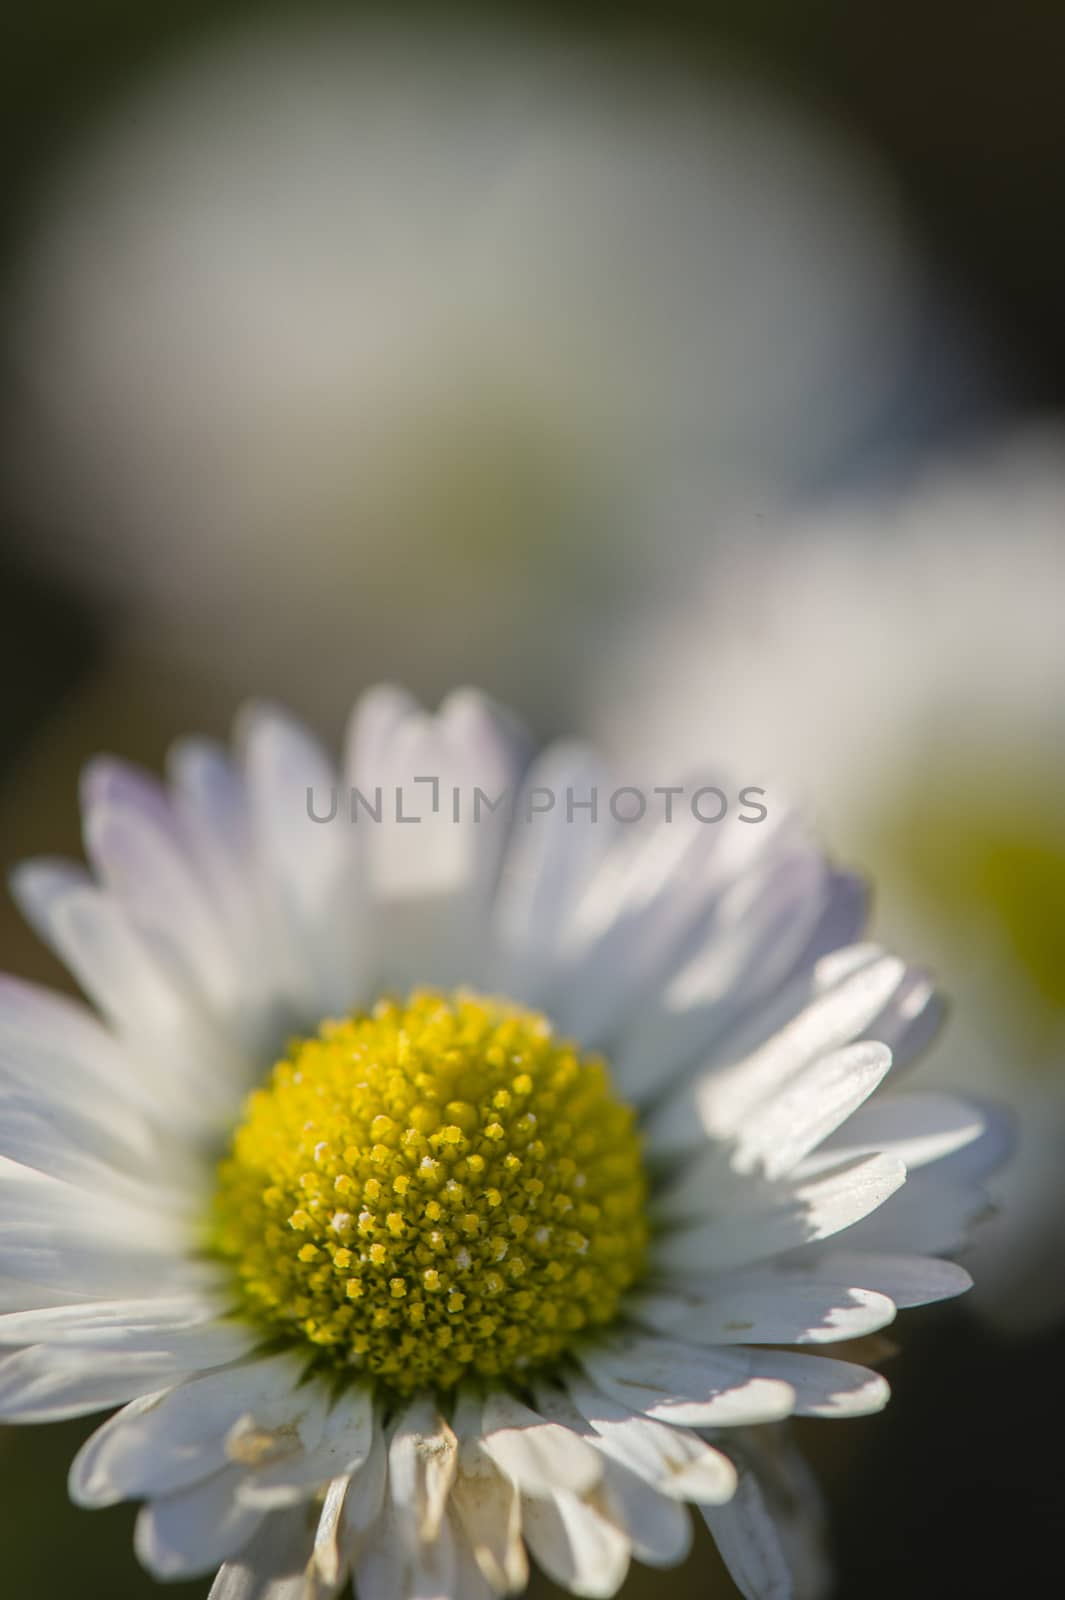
[[593, 426, 1065, 1328], [5, 20, 935, 725]]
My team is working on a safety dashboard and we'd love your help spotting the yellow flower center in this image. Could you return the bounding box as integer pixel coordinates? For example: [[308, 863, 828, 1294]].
[[868, 747, 1065, 1060], [212, 990, 648, 1394]]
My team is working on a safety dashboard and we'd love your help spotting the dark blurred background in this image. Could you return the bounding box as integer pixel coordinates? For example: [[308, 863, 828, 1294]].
[[2, 3, 1064, 1597]]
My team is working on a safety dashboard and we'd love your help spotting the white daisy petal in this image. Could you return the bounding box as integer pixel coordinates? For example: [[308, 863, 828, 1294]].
[[542, 804, 726, 1045], [347, 1484, 404, 1600], [225, 1383, 333, 1480], [310, 1476, 349, 1589], [742, 1351, 890, 1417], [860, 967, 944, 1073], [135, 1463, 264, 1579], [682, 941, 884, 1098], [82, 780, 297, 1078], [351, 689, 525, 991], [83, 792, 243, 1018], [239, 702, 368, 1020], [534, 1337, 691, 1571], [10, 868, 172, 1040], [654, 1043, 892, 1218], [166, 737, 301, 1034], [701, 1462, 797, 1600], [0, 1166, 193, 1252], [238, 1386, 374, 1508], [0, 1170, 208, 1300], [69, 1354, 311, 1506], [0, 1292, 234, 1348], [441, 686, 530, 787], [8, 856, 92, 942], [631, 1270, 897, 1346], [810, 1249, 972, 1307], [612, 837, 830, 1094], [450, 1390, 529, 1593], [665, 822, 820, 965], [166, 738, 251, 884], [480, 1390, 603, 1496], [927, 1098, 1014, 1182], [731, 1426, 831, 1600], [387, 1395, 459, 1547], [208, 1504, 320, 1600], [940, 1094, 1010, 1184], [652, 1153, 908, 1273], [0, 1234, 207, 1303], [838, 1169, 991, 1256], [450, 1471, 527, 1594], [81, 753, 176, 824], [837, 1109, 1006, 1261], [582, 1335, 795, 1428], [727, 1042, 893, 1180], [0, 1089, 175, 1198], [0, 1273, 83, 1313], [72, 1392, 228, 1507], [9, 872, 244, 1128], [521, 1487, 631, 1599], [599, 1456, 693, 1568], [555, 1373, 738, 1505], [338, 1412, 389, 1543], [0, 985, 205, 1198], [342, 683, 421, 781], [492, 743, 614, 1011], [0, 1343, 233, 1424], [807, 1090, 986, 1171], [525, 1379, 599, 1435], [448, 1510, 499, 1600], [789, 871, 871, 975], [0, 973, 158, 1123], [644, 952, 906, 1157], [412, 1506, 459, 1600]]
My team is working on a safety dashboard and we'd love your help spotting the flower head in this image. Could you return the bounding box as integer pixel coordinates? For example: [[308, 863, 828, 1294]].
[[0, 686, 999, 1598]]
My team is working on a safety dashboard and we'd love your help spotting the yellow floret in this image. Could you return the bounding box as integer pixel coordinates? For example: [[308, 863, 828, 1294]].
[[211, 989, 647, 1395]]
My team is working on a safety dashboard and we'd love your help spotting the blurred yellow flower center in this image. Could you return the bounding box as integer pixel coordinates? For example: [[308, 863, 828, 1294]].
[[212, 990, 648, 1394], [871, 754, 1065, 1059]]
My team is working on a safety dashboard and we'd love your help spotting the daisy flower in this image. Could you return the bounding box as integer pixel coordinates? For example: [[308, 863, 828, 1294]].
[[594, 426, 1059, 1328], [0, 686, 997, 1598], [5, 20, 933, 725]]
